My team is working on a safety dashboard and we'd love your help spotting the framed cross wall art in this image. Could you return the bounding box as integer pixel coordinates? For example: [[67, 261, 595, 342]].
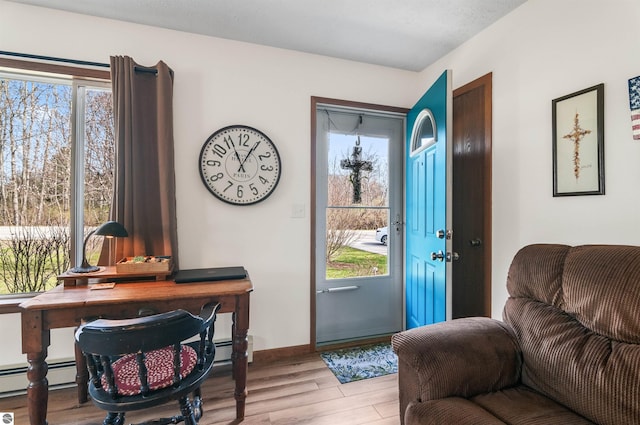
[[552, 83, 604, 196]]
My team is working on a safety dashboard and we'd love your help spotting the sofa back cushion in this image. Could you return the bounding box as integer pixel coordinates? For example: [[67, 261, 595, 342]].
[[503, 244, 640, 425]]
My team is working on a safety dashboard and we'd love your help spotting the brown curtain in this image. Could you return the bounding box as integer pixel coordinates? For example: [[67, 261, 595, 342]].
[[101, 55, 179, 269]]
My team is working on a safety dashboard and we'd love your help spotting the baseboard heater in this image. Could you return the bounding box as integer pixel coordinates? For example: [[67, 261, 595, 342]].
[[0, 337, 253, 398]]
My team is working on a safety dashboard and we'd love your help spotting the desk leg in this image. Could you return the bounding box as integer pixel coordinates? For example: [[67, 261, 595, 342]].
[[231, 293, 250, 420], [74, 339, 89, 403], [26, 350, 48, 425], [23, 310, 50, 425]]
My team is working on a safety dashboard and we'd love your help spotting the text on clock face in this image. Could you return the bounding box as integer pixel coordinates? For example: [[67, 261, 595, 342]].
[[203, 138, 277, 180]]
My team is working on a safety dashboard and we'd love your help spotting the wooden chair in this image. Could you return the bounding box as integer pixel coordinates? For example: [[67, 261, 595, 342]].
[[75, 302, 221, 425]]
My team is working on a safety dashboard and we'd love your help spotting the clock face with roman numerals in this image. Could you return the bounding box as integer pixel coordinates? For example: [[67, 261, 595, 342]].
[[199, 125, 281, 205]]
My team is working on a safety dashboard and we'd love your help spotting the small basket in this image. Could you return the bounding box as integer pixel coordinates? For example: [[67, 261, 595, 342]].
[[116, 256, 172, 274]]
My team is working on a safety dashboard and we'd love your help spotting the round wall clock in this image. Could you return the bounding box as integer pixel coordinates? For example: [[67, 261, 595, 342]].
[[199, 125, 281, 205]]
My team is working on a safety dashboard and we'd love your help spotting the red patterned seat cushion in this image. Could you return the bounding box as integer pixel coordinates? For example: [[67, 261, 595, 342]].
[[102, 345, 197, 396]]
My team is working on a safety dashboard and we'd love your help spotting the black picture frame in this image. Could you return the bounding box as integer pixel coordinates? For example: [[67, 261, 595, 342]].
[[552, 83, 604, 196]]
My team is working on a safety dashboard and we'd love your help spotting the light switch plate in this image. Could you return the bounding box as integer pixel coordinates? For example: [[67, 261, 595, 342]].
[[291, 203, 305, 218]]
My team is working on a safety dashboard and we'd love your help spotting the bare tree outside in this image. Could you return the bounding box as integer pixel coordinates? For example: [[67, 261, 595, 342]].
[[0, 75, 114, 294], [84, 89, 115, 225], [0, 226, 70, 293]]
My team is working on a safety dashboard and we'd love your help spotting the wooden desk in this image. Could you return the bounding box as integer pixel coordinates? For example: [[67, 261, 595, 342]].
[[19, 277, 253, 425]]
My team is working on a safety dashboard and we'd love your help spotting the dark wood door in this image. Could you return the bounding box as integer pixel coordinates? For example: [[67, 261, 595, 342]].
[[452, 73, 492, 318]]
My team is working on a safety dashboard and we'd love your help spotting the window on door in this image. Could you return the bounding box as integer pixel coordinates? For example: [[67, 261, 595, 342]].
[[325, 129, 390, 279]]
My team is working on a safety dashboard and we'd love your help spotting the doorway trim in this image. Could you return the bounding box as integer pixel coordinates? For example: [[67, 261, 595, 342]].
[[310, 96, 408, 350]]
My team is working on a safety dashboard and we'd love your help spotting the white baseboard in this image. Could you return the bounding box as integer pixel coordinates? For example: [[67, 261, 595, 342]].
[[0, 360, 77, 398], [0, 337, 252, 398]]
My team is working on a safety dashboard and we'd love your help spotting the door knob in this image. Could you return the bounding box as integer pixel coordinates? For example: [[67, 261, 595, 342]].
[[470, 238, 482, 247], [446, 252, 460, 262], [431, 251, 445, 261]]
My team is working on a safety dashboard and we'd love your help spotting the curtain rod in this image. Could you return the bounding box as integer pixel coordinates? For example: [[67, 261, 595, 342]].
[[0, 51, 160, 75], [0, 50, 109, 68], [133, 66, 158, 75]]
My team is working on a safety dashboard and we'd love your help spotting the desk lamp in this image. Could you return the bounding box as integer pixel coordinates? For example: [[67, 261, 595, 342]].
[[71, 221, 128, 273]]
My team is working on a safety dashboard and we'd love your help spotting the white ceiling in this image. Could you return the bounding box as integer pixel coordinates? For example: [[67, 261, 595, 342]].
[[7, 0, 527, 72]]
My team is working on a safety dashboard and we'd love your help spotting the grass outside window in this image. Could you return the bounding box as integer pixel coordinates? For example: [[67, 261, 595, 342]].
[[327, 246, 387, 279]]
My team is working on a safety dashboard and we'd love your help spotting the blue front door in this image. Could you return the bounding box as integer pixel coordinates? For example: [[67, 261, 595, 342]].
[[405, 71, 451, 329]]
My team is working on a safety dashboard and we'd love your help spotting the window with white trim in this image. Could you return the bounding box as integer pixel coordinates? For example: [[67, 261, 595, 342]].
[[0, 61, 114, 295]]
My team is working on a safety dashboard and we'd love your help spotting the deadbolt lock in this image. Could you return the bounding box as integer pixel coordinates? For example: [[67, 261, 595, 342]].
[[436, 229, 453, 240], [446, 252, 460, 262]]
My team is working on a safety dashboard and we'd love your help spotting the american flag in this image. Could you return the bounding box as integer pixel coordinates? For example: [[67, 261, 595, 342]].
[[629, 76, 640, 140]]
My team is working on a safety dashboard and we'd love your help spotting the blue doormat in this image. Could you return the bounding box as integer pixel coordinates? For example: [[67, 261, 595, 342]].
[[320, 343, 398, 384]]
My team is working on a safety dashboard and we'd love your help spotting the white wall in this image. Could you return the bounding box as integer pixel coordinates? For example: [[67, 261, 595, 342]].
[[0, 0, 417, 367], [419, 0, 640, 318], [2, 0, 639, 369]]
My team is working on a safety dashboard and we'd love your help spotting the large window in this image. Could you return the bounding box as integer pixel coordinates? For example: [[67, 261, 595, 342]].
[[0, 60, 114, 295]]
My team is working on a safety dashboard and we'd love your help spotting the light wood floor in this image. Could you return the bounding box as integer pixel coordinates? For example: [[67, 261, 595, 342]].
[[0, 353, 400, 425]]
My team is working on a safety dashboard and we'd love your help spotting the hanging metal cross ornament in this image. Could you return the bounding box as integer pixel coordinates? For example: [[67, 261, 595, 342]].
[[340, 135, 373, 203]]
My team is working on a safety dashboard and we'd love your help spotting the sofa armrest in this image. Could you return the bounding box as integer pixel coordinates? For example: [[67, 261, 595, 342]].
[[391, 317, 521, 417]]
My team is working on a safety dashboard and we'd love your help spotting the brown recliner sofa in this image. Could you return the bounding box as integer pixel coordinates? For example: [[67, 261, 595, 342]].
[[391, 244, 640, 425]]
